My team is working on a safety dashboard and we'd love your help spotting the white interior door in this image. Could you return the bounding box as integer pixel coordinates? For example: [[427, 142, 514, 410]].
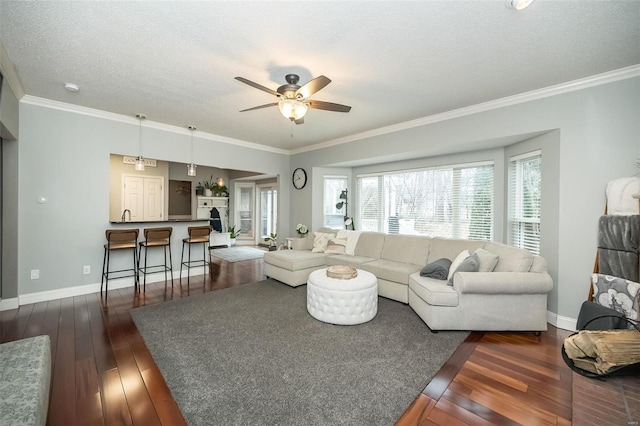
[[123, 176, 144, 221], [122, 175, 164, 221], [144, 177, 163, 221]]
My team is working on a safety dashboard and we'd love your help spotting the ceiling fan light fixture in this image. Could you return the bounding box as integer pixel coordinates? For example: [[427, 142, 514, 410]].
[[278, 98, 308, 120]]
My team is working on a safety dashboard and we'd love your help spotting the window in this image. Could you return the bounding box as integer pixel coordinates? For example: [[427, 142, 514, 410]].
[[508, 150, 541, 254], [356, 162, 494, 240], [323, 176, 348, 228]]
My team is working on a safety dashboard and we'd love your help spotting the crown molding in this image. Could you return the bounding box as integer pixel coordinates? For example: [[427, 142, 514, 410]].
[[0, 39, 25, 99], [17, 64, 640, 157], [20, 95, 290, 156], [291, 64, 640, 155]]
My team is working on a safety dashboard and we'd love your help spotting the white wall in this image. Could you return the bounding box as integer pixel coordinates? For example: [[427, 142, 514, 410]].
[[291, 77, 640, 323], [16, 100, 290, 296]]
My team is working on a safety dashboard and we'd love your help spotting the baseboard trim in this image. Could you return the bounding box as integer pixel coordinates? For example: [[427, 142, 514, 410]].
[[15, 268, 206, 306], [0, 297, 20, 311], [547, 310, 577, 331]]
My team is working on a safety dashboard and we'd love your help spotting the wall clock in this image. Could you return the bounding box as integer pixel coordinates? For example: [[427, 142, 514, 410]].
[[292, 168, 307, 189]]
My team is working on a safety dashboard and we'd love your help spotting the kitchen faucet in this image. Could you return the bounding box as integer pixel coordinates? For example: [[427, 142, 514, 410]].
[[121, 209, 131, 222]]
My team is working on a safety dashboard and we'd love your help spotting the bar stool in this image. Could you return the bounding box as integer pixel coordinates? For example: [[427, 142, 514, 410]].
[[180, 225, 212, 287], [101, 228, 139, 298], [137, 227, 173, 292]]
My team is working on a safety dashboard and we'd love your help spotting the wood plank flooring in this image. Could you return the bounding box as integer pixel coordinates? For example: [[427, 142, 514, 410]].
[[1, 256, 576, 425]]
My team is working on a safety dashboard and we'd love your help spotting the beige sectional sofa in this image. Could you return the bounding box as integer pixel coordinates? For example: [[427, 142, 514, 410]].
[[264, 230, 553, 332]]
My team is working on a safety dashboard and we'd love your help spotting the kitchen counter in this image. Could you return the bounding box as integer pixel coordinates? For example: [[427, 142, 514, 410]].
[[109, 219, 209, 225]]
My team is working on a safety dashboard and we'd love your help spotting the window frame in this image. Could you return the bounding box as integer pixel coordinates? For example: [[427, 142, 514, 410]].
[[508, 150, 542, 255]]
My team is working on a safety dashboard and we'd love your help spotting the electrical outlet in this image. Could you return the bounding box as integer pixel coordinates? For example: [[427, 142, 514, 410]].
[[83, 265, 91, 275], [30, 269, 40, 280]]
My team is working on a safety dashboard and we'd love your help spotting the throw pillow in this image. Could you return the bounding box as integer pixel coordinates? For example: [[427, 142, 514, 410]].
[[343, 230, 363, 256], [447, 250, 470, 280], [311, 232, 334, 253], [325, 238, 347, 254], [473, 248, 499, 272], [448, 253, 480, 285], [591, 273, 640, 322], [420, 258, 452, 280]]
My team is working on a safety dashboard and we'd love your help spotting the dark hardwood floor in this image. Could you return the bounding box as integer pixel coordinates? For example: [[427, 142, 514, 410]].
[[1, 256, 574, 425]]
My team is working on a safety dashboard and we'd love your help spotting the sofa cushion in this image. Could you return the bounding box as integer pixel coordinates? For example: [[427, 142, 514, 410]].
[[264, 250, 327, 271], [428, 238, 485, 264], [325, 254, 378, 268], [380, 234, 431, 266], [361, 259, 422, 285], [484, 241, 534, 272], [448, 253, 480, 285], [473, 248, 499, 272], [409, 273, 459, 307], [420, 258, 452, 280], [354, 232, 386, 258], [529, 255, 548, 273]]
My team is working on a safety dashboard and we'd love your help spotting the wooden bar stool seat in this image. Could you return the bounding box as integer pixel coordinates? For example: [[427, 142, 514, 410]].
[[138, 227, 173, 292], [101, 228, 139, 298], [180, 225, 212, 287]]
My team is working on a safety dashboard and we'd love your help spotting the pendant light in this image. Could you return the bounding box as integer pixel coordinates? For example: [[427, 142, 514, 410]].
[[187, 125, 197, 177], [134, 113, 146, 171]]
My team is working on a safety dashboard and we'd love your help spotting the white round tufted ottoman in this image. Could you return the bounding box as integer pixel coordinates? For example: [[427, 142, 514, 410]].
[[306, 268, 378, 325]]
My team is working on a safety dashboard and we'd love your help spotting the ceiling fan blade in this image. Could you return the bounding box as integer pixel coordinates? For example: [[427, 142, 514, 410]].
[[239, 103, 278, 112], [296, 75, 331, 99], [307, 100, 351, 113], [294, 117, 304, 125], [235, 77, 279, 96]]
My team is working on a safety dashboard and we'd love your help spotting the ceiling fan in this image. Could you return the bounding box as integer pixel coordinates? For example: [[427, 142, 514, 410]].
[[235, 74, 351, 124]]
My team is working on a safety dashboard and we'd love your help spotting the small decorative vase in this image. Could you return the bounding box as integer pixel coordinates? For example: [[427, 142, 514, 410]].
[[230, 238, 236, 246], [204, 189, 213, 197]]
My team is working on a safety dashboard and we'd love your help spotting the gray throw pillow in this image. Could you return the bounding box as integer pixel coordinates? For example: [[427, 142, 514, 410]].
[[420, 258, 452, 280], [448, 253, 480, 285]]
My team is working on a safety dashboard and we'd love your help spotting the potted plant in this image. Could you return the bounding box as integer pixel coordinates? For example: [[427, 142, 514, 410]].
[[264, 232, 278, 251], [227, 225, 241, 246], [213, 183, 229, 197], [195, 184, 204, 196], [199, 175, 216, 197]]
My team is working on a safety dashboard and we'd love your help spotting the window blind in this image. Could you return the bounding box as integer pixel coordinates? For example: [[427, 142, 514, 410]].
[[508, 150, 542, 254], [356, 162, 494, 240]]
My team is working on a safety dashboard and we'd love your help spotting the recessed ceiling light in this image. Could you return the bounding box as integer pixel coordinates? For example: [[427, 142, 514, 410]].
[[64, 83, 79, 92], [507, 0, 536, 10]]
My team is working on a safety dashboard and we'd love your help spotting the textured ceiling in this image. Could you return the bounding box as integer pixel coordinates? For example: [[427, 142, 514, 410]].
[[1, 1, 639, 152]]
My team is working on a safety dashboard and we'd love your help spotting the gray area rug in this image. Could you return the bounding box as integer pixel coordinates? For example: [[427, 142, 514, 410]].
[[131, 280, 468, 425], [210, 246, 265, 262]]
